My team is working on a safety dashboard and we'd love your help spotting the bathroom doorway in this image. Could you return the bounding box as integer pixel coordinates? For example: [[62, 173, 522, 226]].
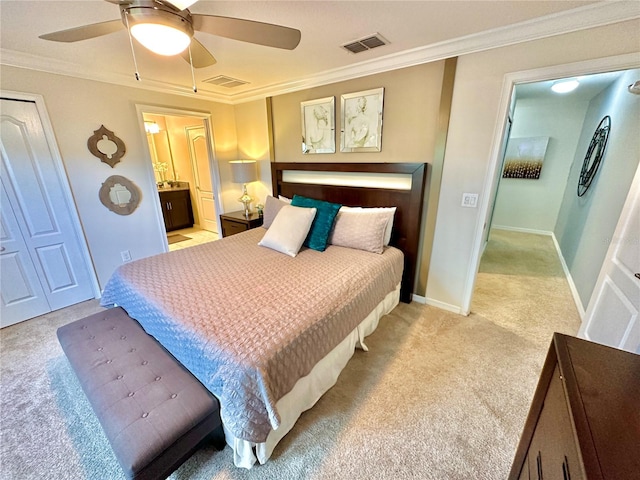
[[138, 105, 222, 250]]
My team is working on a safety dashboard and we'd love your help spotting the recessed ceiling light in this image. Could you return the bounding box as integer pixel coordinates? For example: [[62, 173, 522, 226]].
[[551, 80, 580, 94]]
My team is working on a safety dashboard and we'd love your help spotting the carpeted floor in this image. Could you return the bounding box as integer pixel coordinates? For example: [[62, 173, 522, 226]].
[[0, 229, 581, 479]]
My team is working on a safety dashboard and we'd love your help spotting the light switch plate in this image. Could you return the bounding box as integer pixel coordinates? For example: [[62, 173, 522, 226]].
[[462, 193, 478, 208]]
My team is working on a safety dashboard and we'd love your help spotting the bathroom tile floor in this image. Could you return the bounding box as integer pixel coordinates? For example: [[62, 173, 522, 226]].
[[167, 227, 219, 251]]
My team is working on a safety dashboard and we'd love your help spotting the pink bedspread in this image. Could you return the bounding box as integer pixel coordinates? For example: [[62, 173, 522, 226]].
[[101, 228, 403, 442]]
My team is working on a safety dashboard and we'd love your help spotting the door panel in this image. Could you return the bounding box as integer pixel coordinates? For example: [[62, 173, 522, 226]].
[[0, 98, 95, 326], [0, 182, 50, 325], [580, 166, 640, 353], [187, 126, 218, 233]]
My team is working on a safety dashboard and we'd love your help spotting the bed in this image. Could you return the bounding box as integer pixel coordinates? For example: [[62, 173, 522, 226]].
[[100, 162, 427, 468]]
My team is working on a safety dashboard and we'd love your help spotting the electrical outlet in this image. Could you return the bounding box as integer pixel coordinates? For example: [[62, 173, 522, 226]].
[[121, 250, 132, 263], [461, 193, 479, 208]]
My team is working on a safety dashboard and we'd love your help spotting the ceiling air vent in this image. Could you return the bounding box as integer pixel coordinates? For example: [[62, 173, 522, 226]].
[[342, 33, 389, 54], [203, 75, 249, 88]]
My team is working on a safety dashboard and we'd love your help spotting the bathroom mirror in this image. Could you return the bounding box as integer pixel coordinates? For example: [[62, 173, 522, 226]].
[[147, 130, 176, 185], [99, 175, 141, 215]]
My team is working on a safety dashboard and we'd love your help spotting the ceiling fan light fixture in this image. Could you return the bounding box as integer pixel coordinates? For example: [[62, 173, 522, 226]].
[[130, 23, 191, 56]]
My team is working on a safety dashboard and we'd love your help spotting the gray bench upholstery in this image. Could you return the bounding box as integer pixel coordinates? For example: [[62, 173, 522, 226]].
[[57, 307, 224, 480]]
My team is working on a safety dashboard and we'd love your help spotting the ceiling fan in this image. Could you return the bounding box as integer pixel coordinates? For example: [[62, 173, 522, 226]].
[[39, 0, 302, 69]]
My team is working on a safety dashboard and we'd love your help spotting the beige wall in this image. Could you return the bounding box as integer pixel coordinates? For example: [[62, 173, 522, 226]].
[[0, 66, 237, 288], [428, 18, 640, 313], [271, 62, 446, 164]]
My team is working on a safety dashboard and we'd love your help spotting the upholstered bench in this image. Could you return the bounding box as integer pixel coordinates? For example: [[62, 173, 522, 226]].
[[57, 307, 224, 480]]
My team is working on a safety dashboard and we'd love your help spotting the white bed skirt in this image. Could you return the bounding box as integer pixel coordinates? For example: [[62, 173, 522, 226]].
[[223, 283, 400, 468]]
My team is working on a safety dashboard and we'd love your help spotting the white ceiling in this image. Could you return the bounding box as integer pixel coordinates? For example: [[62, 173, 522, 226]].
[[1, 1, 638, 103]]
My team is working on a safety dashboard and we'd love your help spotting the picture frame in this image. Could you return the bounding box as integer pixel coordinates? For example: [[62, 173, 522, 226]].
[[301, 96, 335, 154], [340, 87, 384, 152], [502, 136, 550, 180]]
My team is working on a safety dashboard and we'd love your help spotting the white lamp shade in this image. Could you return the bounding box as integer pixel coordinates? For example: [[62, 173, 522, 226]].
[[130, 23, 191, 56], [230, 160, 258, 184]]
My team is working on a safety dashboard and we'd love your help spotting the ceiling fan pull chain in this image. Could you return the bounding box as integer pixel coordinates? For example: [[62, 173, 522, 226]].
[[188, 45, 197, 93], [123, 11, 141, 82]]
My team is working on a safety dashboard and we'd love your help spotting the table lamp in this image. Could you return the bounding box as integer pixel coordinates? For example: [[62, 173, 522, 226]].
[[230, 160, 258, 217]]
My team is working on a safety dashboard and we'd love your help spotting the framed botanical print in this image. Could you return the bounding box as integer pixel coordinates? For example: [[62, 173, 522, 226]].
[[301, 96, 335, 154], [340, 87, 384, 152]]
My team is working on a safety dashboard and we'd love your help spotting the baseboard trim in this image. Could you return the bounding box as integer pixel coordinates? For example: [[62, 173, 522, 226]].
[[491, 225, 554, 236], [550, 233, 586, 320], [411, 294, 427, 304], [423, 297, 465, 315]]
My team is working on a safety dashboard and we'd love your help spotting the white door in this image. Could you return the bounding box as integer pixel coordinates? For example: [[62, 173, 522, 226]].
[[187, 126, 218, 233], [0, 98, 95, 327], [579, 164, 640, 353], [0, 180, 50, 322]]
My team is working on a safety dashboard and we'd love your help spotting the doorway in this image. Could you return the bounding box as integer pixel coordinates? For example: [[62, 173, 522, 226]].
[[138, 106, 222, 251], [470, 65, 640, 331]]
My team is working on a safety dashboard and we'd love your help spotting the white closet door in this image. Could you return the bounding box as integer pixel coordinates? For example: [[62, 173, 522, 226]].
[[0, 180, 50, 324], [0, 98, 95, 327]]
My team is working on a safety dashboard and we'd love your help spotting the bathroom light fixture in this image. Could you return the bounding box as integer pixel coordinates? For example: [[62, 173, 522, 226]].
[[144, 121, 160, 134], [551, 79, 580, 94]]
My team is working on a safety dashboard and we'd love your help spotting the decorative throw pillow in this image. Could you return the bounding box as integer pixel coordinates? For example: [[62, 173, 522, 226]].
[[258, 205, 317, 257], [262, 195, 288, 229], [290, 195, 341, 252], [340, 206, 396, 245], [329, 209, 390, 253]]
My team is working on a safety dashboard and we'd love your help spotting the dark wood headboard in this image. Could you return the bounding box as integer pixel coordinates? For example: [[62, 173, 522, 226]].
[[271, 162, 428, 303]]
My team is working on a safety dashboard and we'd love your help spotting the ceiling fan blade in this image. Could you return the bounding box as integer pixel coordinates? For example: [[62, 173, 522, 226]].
[[163, 0, 198, 10], [181, 38, 217, 68], [39, 19, 124, 42], [192, 14, 301, 50]]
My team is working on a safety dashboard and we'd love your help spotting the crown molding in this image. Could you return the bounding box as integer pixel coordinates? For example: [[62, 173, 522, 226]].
[[0, 49, 234, 104], [2, 1, 638, 105]]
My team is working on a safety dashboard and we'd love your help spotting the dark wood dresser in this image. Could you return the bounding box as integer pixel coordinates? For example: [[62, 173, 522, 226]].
[[509, 333, 640, 480]]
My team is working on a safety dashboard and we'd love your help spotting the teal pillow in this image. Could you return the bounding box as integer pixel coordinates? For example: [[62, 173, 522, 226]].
[[291, 195, 341, 251]]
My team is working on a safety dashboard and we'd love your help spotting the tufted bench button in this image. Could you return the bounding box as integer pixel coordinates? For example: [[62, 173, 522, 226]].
[[89, 335, 95, 339], [57, 307, 224, 480]]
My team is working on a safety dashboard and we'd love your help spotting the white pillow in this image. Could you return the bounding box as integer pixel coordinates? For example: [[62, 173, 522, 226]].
[[329, 209, 389, 253], [340, 206, 396, 245], [278, 195, 292, 204], [258, 205, 317, 257]]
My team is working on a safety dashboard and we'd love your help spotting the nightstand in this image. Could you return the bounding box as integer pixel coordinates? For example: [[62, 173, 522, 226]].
[[220, 210, 263, 237]]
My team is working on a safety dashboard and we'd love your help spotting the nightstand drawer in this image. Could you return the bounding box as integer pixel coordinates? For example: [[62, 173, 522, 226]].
[[222, 219, 249, 237], [220, 211, 263, 237]]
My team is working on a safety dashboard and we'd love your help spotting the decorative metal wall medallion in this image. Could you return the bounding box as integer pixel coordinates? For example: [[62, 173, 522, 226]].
[[88, 125, 126, 168], [577, 115, 611, 197]]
